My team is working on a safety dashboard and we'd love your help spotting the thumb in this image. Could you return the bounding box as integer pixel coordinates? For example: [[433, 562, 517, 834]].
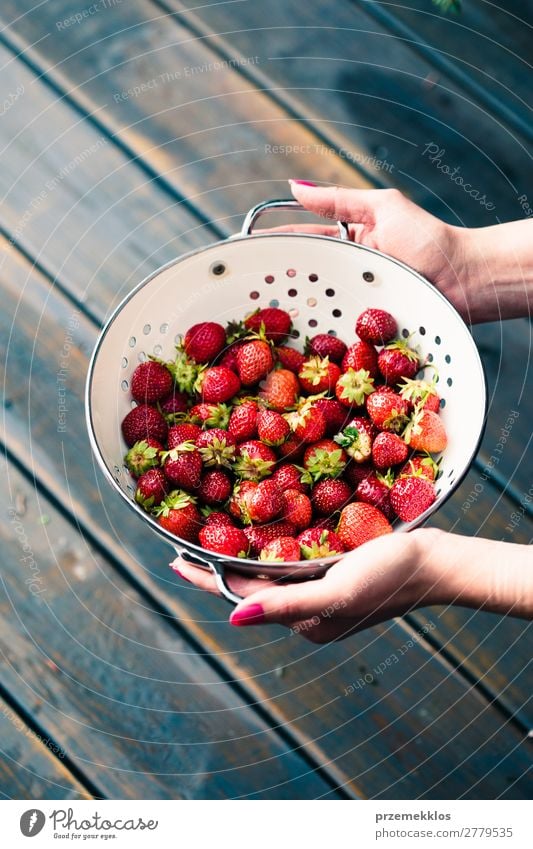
[[289, 180, 385, 226]]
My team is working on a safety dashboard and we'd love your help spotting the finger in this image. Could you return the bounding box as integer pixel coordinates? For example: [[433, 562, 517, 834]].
[[170, 556, 281, 598], [289, 180, 391, 226]]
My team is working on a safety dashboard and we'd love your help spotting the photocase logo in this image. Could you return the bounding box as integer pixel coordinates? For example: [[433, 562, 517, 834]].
[[20, 810, 46, 837]]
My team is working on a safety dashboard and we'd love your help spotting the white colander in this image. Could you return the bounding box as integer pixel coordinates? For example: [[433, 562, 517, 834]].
[[86, 199, 486, 603]]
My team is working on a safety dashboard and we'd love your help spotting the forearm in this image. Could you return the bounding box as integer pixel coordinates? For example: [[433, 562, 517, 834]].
[[452, 219, 533, 323], [421, 529, 533, 618]]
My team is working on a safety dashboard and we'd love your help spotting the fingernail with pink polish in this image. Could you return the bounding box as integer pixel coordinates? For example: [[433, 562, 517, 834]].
[[170, 564, 191, 583], [289, 179, 316, 187], [230, 603, 265, 626]]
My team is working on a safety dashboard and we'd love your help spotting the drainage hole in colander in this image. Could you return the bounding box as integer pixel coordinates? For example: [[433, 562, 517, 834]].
[[138, 351, 147, 363], [309, 273, 318, 282], [126, 484, 134, 495], [440, 398, 446, 408], [210, 262, 226, 277], [325, 288, 335, 297], [113, 464, 120, 474], [270, 298, 280, 307], [435, 335, 441, 345], [289, 308, 299, 318], [250, 290, 260, 300], [307, 297, 317, 307], [427, 353, 434, 362], [174, 334, 180, 344], [143, 324, 151, 335], [286, 268, 296, 277], [291, 329, 300, 339], [362, 271, 374, 283], [401, 328, 409, 338], [265, 275, 274, 284], [160, 323, 169, 334], [445, 354, 451, 363], [308, 319, 318, 328], [288, 289, 297, 297], [333, 308, 342, 317], [447, 377, 453, 386], [121, 357, 128, 369], [129, 336, 136, 347], [328, 329, 338, 336], [447, 469, 454, 478], [419, 326, 426, 335], [121, 380, 129, 391], [153, 344, 162, 356]]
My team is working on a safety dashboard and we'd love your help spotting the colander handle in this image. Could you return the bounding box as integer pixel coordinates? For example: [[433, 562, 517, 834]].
[[175, 547, 243, 605], [241, 198, 350, 241]]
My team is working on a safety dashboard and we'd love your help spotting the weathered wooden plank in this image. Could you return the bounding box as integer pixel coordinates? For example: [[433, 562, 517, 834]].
[[0, 698, 90, 799], [2, 238, 532, 798], [2, 455, 338, 800]]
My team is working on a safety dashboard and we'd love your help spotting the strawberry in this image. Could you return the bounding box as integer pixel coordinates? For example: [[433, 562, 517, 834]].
[[159, 391, 189, 421], [228, 481, 258, 522], [154, 490, 200, 542], [344, 460, 374, 489], [244, 522, 296, 557], [121, 404, 168, 447], [280, 489, 313, 531], [288, 403, 326, 443], [197, 470, 232, 506], [135, 468, 168, 510], [366, 389, 410, 433], [131, 360, 173, 403], [399, 377, 440, 413], [199, 366, 240, 403], [196, 429, 236, 469], [400, 453, 439, 482], [277, 433, 306, 462], [218, 343, 241, 373], [313, 397, 348, 435], [189, 402, 230, 429], [298, 356, 341, 394], [259, 536, 301, 562], [259, 368, 299, 411], [341, 341, 378, 377], [170, 350, 201, 395], [337, 502, 392, 550], [275, 345, 306, 374], [199, 524, 249, 558], [302, 439, 348, 483], [237, 340, 274, 385], [184, 321, 226, 363], [271, 463, 309, 494], [298, 527, 345, 558], [355, 308, 397, 345], [390, 475, 436, 522], [378, 339, 420, 385], [257, 408, 290, 446], [334, 417, 375, 463], [233, 440, 276, 480], [404, 408, 448, 453], [335, 368, 375, 407], [204, 510, 235, 527], [372, 431, 409, 469], [306, 333, 347, 364], [356, 472, 396, 522], [246, 479, 283, 524], [162, 442, 202, 490], [312, 478, 352, 515], [312, 516, 338, 532], [228, 399, 258, 442], [167, 422, 202, 448], [124, 438, 163, 477], [244, 307, 292, 342]]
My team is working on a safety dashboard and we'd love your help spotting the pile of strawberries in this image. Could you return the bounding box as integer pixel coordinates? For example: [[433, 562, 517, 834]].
[[120, 305, 447, 561]]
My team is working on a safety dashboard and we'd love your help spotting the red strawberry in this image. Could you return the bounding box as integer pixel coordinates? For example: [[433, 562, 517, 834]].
[[356, 308, 397, 345], [302, 439, 348, 483], [135, 468, 168, 510], [286, 403, 326, 443], [154, 490, 200, 542], [259, 536, 301, 562], [124, 438, 163, 477], [275, 345, 306, 374], [334, 417, 375, 463], [298, 356, 341, 394], [337, 502, 392, 550], [399, 377, 440, 413], [271, 463, 309, 494], [184, 322, 226, 363], [197, 470, 232, 506], [196, 428, 236, 468], [233, 440, 276, 480], [121, 404, 168, 447], [312, 516, 338, 531], [280, 489, 313, 531], [277, 433, 306, 462], [366, 389, 410, 433], [160, 391, 189, 421], [306, 333, 347, 364], [390, 475, 436, 522], [312, 479, 352, 515], [228, 400, 258, 441], [378, 340, 420, 385], [335, 368, 375, 407], [228, 481, 258, 522], [218, 343, 241, 373], [246, 479, 283, 524], [313, 397, 348, 435], [341, 341, 378, 377], [356, 472, 396, 522], [162, 443, 202, 490], [130, 360, 173, 403], [259, 368, 299, 411], [298, 527, 345, 558], [372, 431, 409, 469], [237, 340, 274, 385], [244, 521, 296, 557], [400, 453, 439, 482], [199, 524, 249, 558], [167, 422, 202, 448], [244, 307, 292, 342], [199, 366, 240, 403], [404, 408, 448, 453], [204, 510, 235, 527], [189, 402, 230, 429], [257, 408, 290, 446], [344, 460, 374, 489]]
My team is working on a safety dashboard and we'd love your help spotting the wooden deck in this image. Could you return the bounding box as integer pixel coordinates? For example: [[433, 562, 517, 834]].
[[1, 1, 531, 799]]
